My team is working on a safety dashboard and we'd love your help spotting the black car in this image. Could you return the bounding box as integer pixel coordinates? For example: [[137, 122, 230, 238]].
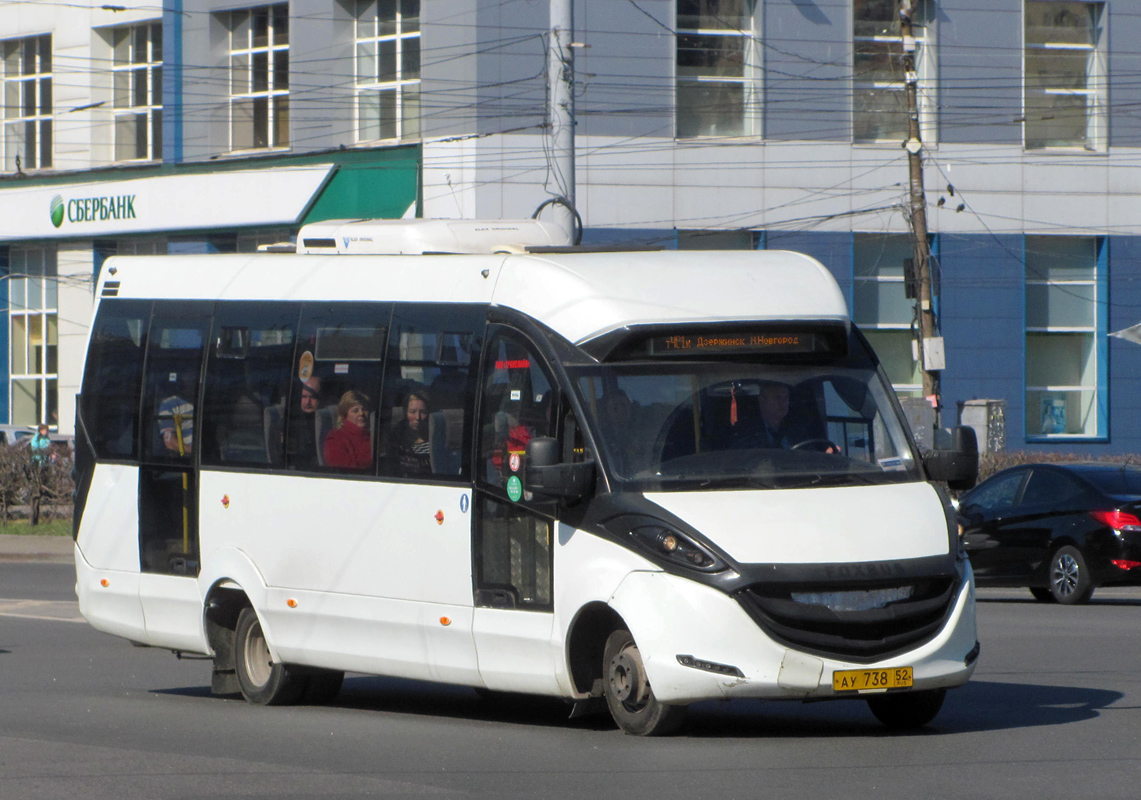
[[958, 462, 1141, 604]]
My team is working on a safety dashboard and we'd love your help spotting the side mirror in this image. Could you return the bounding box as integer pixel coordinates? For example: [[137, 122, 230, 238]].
[[523, 437, 595, 500], [923, 425, 979, 492]]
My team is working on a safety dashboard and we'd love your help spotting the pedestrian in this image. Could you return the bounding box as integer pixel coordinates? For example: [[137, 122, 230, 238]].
[[30, 423, 51, 468]]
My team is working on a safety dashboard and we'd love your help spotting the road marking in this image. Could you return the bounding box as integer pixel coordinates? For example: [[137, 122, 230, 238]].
[[0, 599, 85, 624]]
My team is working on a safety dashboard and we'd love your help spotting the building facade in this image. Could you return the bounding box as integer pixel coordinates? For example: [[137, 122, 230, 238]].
[[0, 0, 1138, 455]]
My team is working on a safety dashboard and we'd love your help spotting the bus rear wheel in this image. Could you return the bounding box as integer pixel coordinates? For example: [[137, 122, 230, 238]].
[[234, 607, 307, 706], [602, 629, 686, 736]]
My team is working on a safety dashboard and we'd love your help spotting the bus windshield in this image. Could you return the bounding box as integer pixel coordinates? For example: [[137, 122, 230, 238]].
[[572, 342, 922, 492]]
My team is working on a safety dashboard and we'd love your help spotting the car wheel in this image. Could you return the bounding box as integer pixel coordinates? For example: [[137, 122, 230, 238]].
[[1028, 587, 1055, 603], [234, 607, 307, 705], [1049, 545, 1095, 605], [602, 629, 686, 736], [867, 689, 946, 730]]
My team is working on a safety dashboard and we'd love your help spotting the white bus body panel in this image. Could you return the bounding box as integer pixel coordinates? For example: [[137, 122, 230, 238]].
[[74, 463, 147, 642], [608, 566, 976, 705], [75, 551, 147, 643], [197, 471, 480, 684], [495, 250, 848, 345], [75, 463, 142, 572], [645, 482, 950, 565], [473, 522, 658, 696], [99, 250, 846, 350]]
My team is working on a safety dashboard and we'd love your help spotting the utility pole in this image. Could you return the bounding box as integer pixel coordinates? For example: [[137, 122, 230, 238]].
[[899, 0, 942, 422], [547, 0, 576, 238]]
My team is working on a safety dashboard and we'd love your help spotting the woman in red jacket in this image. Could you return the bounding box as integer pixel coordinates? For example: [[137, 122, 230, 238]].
[[323, 390, 373, 470]]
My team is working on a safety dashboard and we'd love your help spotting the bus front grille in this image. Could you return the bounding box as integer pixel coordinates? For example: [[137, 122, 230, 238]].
[[735, 577, 957, 663]]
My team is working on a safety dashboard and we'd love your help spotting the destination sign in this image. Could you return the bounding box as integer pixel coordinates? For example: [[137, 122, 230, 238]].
[[634, 330, 843, 358]]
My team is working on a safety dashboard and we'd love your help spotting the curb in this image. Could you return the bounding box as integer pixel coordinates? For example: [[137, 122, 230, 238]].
[[0, 534, 74, 564]]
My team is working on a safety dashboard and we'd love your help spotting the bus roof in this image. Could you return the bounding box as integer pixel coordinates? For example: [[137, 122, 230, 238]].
[[98, 249, 848, 347]]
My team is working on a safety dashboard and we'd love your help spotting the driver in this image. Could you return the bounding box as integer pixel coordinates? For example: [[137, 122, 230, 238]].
[[732, 381, 837, 453], [733, 381, 790, 449]]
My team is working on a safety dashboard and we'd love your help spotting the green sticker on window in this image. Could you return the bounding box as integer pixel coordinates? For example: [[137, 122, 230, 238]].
[[506, 475, 523, 502]]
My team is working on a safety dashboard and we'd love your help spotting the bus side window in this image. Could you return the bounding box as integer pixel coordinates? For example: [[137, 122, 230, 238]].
[[80, 299, 151, 460], [290, 303, 391, 474], [141, 311, 210, 463], [200, 302, 300, 468], [379, 303, 484, 481]]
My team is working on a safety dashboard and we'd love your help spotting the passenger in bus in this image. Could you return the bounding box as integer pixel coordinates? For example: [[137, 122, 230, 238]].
[[388, 390, 432, 475], [322, 390, 373, 470], [288, 376, 323, 467], [158, 391, 194, 456]]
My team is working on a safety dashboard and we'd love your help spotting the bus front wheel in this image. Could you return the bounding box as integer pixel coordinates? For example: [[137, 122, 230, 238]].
[[234, 607, 307, 706], [602, 629, 686, 736]]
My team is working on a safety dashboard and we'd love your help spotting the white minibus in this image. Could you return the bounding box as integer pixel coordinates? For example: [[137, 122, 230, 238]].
[[74, 237, 979, 735]]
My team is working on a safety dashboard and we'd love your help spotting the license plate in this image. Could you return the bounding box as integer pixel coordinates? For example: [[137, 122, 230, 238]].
[[832, 666, 913, 692]]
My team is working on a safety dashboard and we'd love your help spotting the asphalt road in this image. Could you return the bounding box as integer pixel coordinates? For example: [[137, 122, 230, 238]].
[[2, 563, 1140, 800]]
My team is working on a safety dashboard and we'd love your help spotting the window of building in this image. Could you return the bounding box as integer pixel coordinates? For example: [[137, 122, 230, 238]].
[[853, 0, 933, 144], [8, 246, 58, 427], [853, 234, 923, 397], [1025, 236, 1104, 438], [355, 0, 421, 142], [111, 22, 162, 162], [1025, 1, 1105, 150], [676, 0, 759, 139], [227, 5, 289, 150], [1, 34, 51, 171]]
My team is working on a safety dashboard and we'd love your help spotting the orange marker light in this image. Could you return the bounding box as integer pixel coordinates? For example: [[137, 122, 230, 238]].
[[287, 598, 298, 608], [100, 578, 109, 587], [435, 510, 445, 525], [221, 495, 230, 509], [440, 617, 452, 626]]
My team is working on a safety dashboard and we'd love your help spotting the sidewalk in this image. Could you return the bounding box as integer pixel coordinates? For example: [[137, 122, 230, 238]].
[[0, 533, 74, 563]]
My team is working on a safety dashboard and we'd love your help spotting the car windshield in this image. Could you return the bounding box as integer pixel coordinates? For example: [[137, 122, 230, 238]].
[[572, 337, 922, 491]]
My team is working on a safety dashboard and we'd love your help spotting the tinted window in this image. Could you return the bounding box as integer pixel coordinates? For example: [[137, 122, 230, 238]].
[[81, 299, 150, 459], [1021, 469, 1085, 507], [140, 305, 211, 465], [1080, 467, 1141, 496], [379, 303, 484, 481], [963, 470, 1027, 514], [292, 303, 390, 473], [200, 302, 299, 467]]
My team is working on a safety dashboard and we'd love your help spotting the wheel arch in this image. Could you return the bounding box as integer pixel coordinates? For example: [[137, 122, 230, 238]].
[[565, 601, 625, 696]]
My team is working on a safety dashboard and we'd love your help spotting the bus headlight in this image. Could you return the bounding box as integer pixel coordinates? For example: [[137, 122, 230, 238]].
[[628, 524, 726, 572]]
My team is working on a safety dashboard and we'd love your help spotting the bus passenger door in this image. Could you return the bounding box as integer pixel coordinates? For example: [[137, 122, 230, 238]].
[[472, 327, 560, 694], [136, 305, 211, 651]]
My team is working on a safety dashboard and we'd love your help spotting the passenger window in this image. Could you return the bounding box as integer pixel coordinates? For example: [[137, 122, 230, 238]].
[[379, 303, 484, 481], [80, 299, 151, 460], [200, 303, 300, 467], [291, 303, 390, 473], [140, 309, 210, 463], [1022, 470, 1083, 507], [964, 470, 1027, 514]]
